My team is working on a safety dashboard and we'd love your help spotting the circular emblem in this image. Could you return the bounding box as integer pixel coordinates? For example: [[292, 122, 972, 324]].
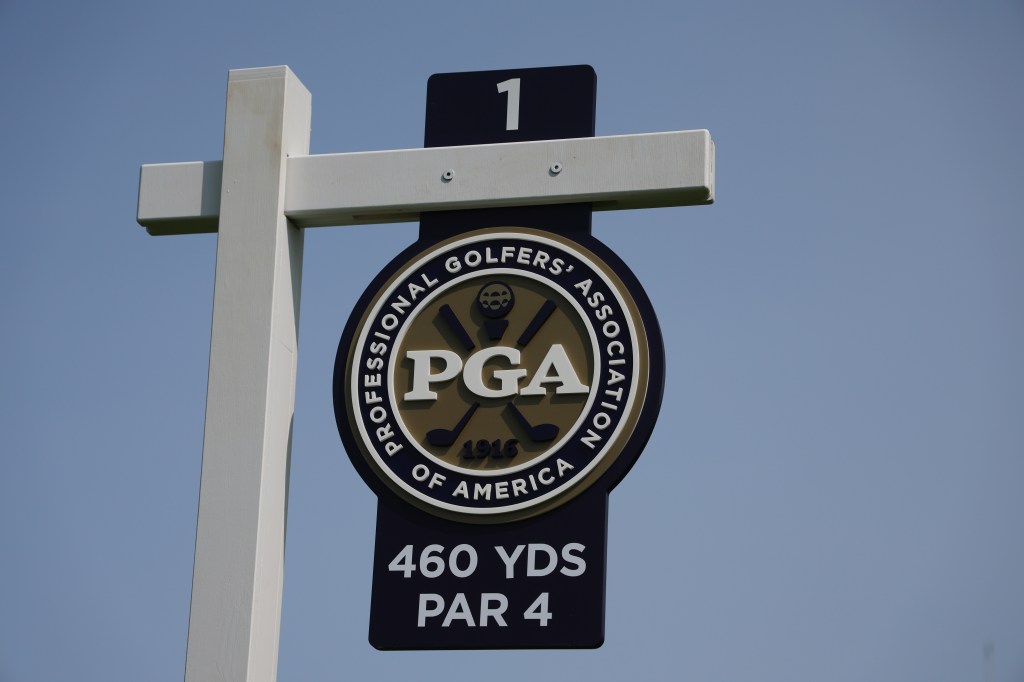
[[334, 228, 662, 523]]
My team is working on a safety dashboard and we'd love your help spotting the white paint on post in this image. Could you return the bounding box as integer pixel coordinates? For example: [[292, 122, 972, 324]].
[[137, 130, 715, 235], [137, 160, 223, 234], [184, 66, 311, 682], [284, 131, 714, 227]]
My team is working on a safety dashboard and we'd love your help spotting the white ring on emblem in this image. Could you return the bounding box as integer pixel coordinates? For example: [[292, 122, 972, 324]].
[[349, 231, 643, 515]]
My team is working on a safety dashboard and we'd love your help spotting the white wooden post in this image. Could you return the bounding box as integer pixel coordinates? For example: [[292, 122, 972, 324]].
[[183, 66, 311, 682]]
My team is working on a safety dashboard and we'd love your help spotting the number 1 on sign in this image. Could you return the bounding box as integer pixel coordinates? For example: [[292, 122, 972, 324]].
[[496, 78, 520, 131]]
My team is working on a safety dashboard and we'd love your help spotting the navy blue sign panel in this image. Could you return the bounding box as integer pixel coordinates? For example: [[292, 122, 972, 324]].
[[335, 227, 663, 643], [369, 491, 607, 649], [424, 65, 595, 148], [333, 65, 664, 650], [334, 228, 665, 649], [421, 65, 596, 242]]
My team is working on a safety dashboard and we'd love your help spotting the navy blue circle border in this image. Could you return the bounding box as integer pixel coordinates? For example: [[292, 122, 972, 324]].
[[334, 228, 665, 523]]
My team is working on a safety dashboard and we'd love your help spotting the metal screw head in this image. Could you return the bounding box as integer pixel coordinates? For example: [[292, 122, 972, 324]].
[[549, 162, 563, 175], [441, 169, 455, 182]]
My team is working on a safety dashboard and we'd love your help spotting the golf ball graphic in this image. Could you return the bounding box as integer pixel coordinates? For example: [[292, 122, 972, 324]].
[[476, 281, 514, 318]]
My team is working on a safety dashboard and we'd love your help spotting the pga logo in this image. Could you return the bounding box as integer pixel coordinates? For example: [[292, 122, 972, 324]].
[[404, 342, 589, 401], [335, 228, 660, 523]]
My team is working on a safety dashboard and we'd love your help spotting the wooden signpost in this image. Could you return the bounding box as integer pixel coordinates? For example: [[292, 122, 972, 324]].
[[137, 64, 713, 681]]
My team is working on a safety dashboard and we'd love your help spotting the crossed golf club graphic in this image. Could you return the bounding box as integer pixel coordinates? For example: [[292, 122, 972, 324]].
[[425, 280, 560, 449]]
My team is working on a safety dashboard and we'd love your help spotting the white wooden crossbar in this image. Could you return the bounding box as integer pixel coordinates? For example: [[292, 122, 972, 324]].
[[137, 131, 714, 235]]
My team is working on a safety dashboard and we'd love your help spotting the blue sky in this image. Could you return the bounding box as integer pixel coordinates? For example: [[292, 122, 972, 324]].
[[1, 1, 1022, 680]]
